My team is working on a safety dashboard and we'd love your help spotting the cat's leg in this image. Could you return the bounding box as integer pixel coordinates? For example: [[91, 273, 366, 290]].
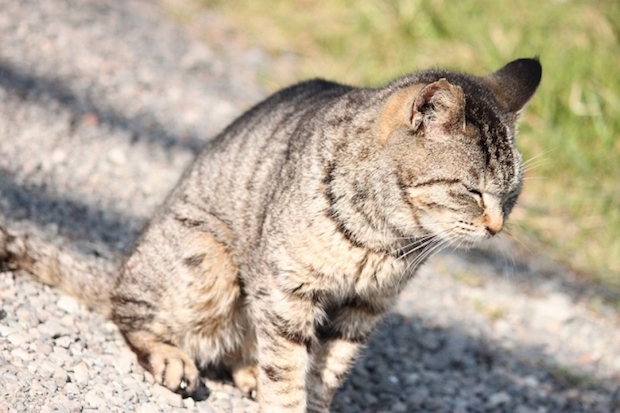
[[307, 300, 388, 412], [252, 291, 320, 413], [222, 332, 260, 399]]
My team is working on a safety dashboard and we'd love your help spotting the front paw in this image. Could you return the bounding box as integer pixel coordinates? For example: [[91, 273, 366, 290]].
[[149, 345, 207, 400], [233, 364, 260, 399]]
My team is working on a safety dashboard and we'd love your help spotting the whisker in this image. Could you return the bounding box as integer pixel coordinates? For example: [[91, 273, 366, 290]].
[[522, 147, 558, 167], [503, 228, 532, 254], [396, 234, 445, 262], [522, 159, 551, 173]]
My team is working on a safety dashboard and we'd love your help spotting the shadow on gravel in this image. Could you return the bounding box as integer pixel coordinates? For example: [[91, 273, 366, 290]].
[[454, 246, 620, 312], [333, 314, 617, 413], [0, 61, 206, 154], [0, 168, 142, 258]]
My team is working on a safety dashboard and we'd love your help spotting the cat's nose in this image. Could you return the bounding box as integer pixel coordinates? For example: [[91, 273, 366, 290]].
[[484, 214, 504, 236], [482, 194, 504, 236]]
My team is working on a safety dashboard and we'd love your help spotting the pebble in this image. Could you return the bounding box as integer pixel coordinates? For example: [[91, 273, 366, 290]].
[[37, 320, 70, 338], [57, 296, 80, 315], [72, 360, 90, 385], [10, 348, 31, 361], [197, 403, 218, 413], [153, 384, 184, 407], [54, 335, 73, 348], [136, 402, 161, 413], [486, 391, 512, 408], [85, 389, 107, 408], [7, 332, 28, 346], [36, 342, 53, 355]]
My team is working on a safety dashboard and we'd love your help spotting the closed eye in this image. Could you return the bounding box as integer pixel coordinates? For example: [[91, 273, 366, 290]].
[[463, 185, 483, 206]]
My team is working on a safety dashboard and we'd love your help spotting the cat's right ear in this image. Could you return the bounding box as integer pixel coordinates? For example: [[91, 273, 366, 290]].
[[483, 58, 542, 119], [410, 78, 466, 136]]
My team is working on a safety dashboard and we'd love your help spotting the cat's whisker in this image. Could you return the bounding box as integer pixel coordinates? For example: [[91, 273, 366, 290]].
[[396, 235, 443, 262], [502, 227, 532, 254], [522, 146, 557, 167], [408, 238, 447, 273], [522, 157, 550, 171]]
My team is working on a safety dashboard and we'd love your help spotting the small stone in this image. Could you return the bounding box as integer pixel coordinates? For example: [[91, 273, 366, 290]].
[[38, 320, 70, 338], [51, 148, 67, 164], [73, 361, 90, 385], [407, 387, 429, 406], [183, 397, 195, 408], [10, 348, 31, 361], [196, 403, 217, 413], [55, 335, 73, 349], [0, 324, 16, 337], [36, 342, 53, 355], [364, 392, 379, 405], [64, 382, 80, 395], [7, 332, 27, 346], [36, 310, 50, 323], [486, 391, 512, 408], [57, 296, 80, 315], [52, 346, 73, 366], [153, 384, 184, 407], [416, 333, 441, 351], [115, 348, 135, 375], [136, 402, 160, 413], [108, 147, 127, 165], [523, 375, 539, 387], [41, 379, 58, 393], [60, 314, 75, 327], [16, 306, 38, 327], [392, 401, 408, 413], [405, 373, 420, 384], [28, 380, 45, 396], [85, 389, 106, 408]]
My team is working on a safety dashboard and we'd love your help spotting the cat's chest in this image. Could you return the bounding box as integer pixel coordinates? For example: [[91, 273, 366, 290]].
[[289, 222, 411, 298]]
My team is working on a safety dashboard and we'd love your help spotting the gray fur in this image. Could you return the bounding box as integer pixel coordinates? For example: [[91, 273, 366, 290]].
[[0, 58, 541, 412]]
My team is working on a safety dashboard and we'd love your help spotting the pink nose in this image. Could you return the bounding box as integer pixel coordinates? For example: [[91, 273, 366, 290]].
[[485, 215, 504, 236]]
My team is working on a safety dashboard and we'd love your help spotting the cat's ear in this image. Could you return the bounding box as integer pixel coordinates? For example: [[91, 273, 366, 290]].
[[483, 58, 542, 119], [410, 78, 465, 134]]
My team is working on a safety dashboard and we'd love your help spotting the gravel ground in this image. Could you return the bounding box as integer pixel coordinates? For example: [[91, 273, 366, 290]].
[[0, 1, 619, 412]]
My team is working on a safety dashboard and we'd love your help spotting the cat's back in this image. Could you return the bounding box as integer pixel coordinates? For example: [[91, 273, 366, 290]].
[[161, 79, 356, 250]]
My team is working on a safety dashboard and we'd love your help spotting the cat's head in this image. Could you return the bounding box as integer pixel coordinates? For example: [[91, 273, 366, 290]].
[[379, 58, 542, 245]]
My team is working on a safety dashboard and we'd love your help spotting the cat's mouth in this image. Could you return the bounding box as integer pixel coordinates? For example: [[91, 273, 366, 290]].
[[427, 222, 501, 248]]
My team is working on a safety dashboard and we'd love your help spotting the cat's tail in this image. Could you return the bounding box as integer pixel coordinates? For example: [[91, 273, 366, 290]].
[[0, 224, 113, 316]]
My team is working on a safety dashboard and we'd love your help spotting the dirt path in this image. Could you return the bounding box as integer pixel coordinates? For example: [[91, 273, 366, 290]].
[[0, 1, 618, 412]]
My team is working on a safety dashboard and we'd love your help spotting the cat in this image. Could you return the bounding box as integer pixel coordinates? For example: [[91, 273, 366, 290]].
[[0, 58, 541, 413]]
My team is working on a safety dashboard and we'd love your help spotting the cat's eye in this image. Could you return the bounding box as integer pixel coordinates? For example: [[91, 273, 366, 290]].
[[464, 187, 483, 205]]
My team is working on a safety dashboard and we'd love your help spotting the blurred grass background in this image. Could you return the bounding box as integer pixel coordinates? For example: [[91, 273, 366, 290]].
[[176, 0, 620, 292]]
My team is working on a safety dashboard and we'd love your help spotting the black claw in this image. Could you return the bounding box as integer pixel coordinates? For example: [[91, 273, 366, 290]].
[[188, 380, 210, 401]]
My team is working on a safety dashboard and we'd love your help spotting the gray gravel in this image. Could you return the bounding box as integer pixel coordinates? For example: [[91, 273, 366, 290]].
[[0, 1, 619, 412]]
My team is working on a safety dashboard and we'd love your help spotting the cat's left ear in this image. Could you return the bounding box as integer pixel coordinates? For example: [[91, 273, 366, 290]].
[[483, 58, 542, 119]]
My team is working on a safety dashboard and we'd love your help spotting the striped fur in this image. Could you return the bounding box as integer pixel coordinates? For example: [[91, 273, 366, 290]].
[[0, 59, 541, 411]]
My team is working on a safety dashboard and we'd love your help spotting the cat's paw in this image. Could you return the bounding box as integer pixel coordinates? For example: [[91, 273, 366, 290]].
[[149, 345, 207, 399], [232, 364, 259, 399]]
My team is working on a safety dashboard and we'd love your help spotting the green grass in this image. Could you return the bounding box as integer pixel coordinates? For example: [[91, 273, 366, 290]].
[[184, 0, 620, 290]]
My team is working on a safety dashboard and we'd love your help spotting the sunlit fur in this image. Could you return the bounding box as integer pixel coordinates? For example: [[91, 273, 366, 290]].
[[0, 59, 541, 412]]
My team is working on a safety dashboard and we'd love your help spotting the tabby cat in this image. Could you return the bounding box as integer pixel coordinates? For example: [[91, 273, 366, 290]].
[[0, 58, 541, 412]]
